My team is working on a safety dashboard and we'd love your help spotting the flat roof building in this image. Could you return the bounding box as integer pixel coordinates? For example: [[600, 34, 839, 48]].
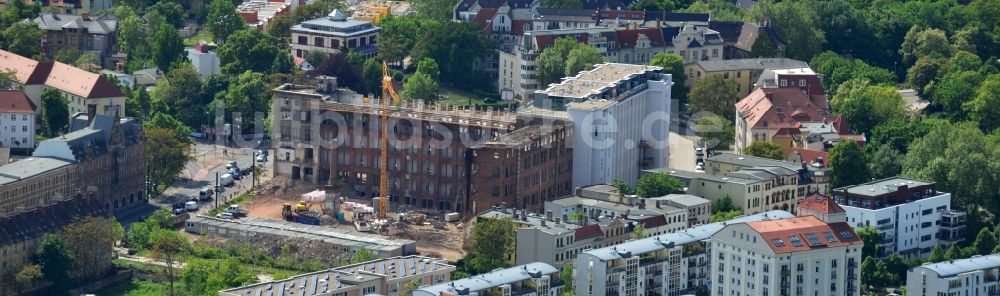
[[185, 216, 417, 258], [413, 262, 563, 296], [290, 10, 381, 59], [528, 63, 671, 187], [219, 256, 455, 296]]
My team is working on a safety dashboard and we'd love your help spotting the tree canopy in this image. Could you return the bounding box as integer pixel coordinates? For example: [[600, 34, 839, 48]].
[[41, 88, 69, 137], [742, 141, 785, 160], [831, 79, 908, 135], [635, 173, 684, 198], [207, 0, 245, 43], [649, 53, 687, 103], [830, 141, 869, 188], [689, 75, 739, 120], [218, 29, 283, 75], [536, 38, 606, 86], [467, 217, 515, 273]]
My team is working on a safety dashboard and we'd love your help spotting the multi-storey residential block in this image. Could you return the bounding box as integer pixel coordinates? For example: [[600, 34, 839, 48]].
[[414, 262, 564, 296], [34, 12, 120, 68], [219, 256, 454, 296], [0, 50, 125, 118], [701, 152, 830, 195], [906, 253, 1000, 296], [270, 77, 571, 214], [544, 184, 692, 235], [290, 10, 381, 59], [237, 0, 297, 30], [649, 194, 711, 226], [524, 63, 671, 187], [832, 177, 964, 258], [709, 20, 786, 59], [734, 67, 831, 153], [711, 216, 863, 296], [2, 0, 112, 16], [575, 210, 795, 296], [668, 166, 806, 214], [0, 90, 37, 149], [478, 207, 603, 268], [684, 58, 808, 97]]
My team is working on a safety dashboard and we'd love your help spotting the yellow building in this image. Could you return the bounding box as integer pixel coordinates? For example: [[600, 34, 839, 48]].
[[353, 2, 392, 24], [684, 58, 807, 97]]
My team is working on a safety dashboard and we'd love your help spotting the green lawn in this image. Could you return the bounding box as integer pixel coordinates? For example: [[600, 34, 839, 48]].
[[92, 278, 181, 296], [437, 86, 487, 107], [184, 31, 214, 46]]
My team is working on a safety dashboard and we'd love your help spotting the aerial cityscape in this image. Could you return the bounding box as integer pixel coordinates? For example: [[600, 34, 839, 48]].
[[0, 0, 997, 295]]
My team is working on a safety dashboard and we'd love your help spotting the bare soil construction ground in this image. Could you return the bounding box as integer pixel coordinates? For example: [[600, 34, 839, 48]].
[[236, 177, 468, 261]]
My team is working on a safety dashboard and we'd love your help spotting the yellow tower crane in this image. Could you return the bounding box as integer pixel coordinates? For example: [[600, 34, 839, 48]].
[[378, 61, 400, 220]]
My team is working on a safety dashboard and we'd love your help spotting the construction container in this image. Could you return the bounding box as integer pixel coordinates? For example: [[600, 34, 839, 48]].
[[444, 212, 460, 222], [295, 215, 321, 225]]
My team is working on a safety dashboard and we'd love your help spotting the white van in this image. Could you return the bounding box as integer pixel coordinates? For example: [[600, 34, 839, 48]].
[[185, 201, 199, 212], [220, 174, 235, 186]]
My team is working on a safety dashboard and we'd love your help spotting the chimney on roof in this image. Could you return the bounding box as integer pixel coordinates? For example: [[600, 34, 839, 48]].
[[546, 210, 553, 221], [82, 12, 91, 20], [582, 215, 588, 226], [87, 104, 97, 125], [639, 199, 646, 209], [656, 200, 661, 209]]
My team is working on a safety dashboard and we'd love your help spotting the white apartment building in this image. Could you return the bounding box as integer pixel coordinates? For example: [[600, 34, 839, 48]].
[[832, 177, 963, 259], [523, 63, 671, 187], [545, 184, 692, 235], [186, 41, 220, 79], [711, 216, 863, 296], [906, 253, 1000, 296], [414, 262, 564, 296], [478, 207, 603, 268], [576, 210, 795, 296], [0, 90, 37, 149]]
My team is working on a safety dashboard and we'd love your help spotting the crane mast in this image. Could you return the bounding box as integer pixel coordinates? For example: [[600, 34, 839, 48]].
[[378, 61, 399, 220]]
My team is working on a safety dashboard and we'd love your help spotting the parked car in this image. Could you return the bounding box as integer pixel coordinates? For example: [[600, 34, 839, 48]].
[[220, 174, 235, 186], [226, 161, 238, 169], [241, 167, 253, 176], [185, 201, 199, 212], [199, 188, 214, 201], [256, 149, 268, 157], [216, 212, 234, 219], [256, 154, 266, 162]]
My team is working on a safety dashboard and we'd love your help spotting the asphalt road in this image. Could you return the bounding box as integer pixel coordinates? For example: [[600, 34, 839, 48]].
[[151, 142, 269, 216]]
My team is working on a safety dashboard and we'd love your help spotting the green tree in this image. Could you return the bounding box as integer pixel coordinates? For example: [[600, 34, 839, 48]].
[[54, 48, 82, 63], [536, 38, 578, 86], [416, 57, 440, 81], [829, 141, 869, 188], [74, 52, 100, 72], [411, 21, 497, 88], [906, 57, 946, 98], [899, 26, 953, 65], [222, 71, 271, 128], [147, 1, 185, 28], [972, 228, 997, 256], [711, 195, 736, 213], [931, 70, 982, 120], [561, 264, 574, 291], [884, 252, 908, 285], [152, 63, 205, 127], [944, 243, 963, 260], [410, 0, 454, 21], [868, 145, 902, 179], [401, 279, 422, 296], [33, 234, 74, 294], [362, 58, 383, 96], [352, 249, 378, 263], [926, 245, 945, 263], [855, 226, 881, 259], [206, 0, 245, 43], [632, 0, 674, 11], [2, 264, 42, 295], [693, 114, 734, 150], [376, 16, 423, 66], [126, 85, 152, 119], [116, 7, 148, 61], [61, 217, 122, 282], [564, 44, 605, 77], [649, 53, 686, 103], [541, 0, 582, 9], [903, 121, 999, 211], [403, 72, 438, 102], [218, 29, 283, 74], [467, 217, 515, 273], [743, 141, 785, 160], [831, 79, 908, 135], [747, 0, 825, 60], [145, 127, 194, 189], [152, 24, 185, 73], [2, 21, 43, 58], [710, 210, 742, 222], [631, 223, 647, 240], [611, 178, 636, 196], [689, 75, 739, 120], [151, 229, 187, 295], [635, 173, 684, 198], [41, 88, 69, 137], [965, 74, 1000, 131]]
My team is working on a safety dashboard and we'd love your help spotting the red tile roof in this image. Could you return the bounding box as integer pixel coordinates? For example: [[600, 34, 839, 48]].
[[0, 50, 123, 99], [575, 224, 604, 240], [510, 19, 530, 35], [788, 147, 828, 165], [0, 90, 36, 113], [736, 88, 830, 130], [796, 194, 844, 215], [45, 62, 124, 99], [471, 8, 498, 34], [614, 27, 665, 49], [0, 50, 52, 84], [746, 216, 861, 254]]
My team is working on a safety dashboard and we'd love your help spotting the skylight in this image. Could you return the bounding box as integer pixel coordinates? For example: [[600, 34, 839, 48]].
[[805, 233, 822, 245], [839, 230, 855, 240], [788, 235, 803, 247], [824, 231, 838, 243], [772, 238, 785, 247]]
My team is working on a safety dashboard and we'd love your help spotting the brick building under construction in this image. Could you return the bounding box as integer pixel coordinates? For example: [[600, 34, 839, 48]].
[[271, 76, 573, 215]]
